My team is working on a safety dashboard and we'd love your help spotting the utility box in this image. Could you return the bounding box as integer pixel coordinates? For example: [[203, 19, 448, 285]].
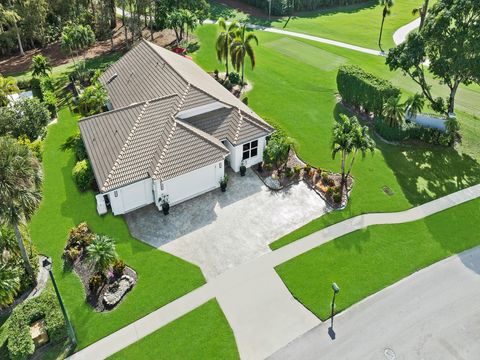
[[30, 319, 49, 348], [96, 194, 108, 215]]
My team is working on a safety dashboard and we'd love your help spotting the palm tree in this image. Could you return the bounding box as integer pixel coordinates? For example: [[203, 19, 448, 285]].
[[182, 9, 197, 42], [231, 25, 259, 87], [0, 75, 19, 106], [382, 96, 404, 128], [1, 2, 24, 56], [378, 0, 394, 52], [87, 235, 118, 273], [0, 137, 42, 282], [30, 54, 52, 78], [412, 0, 429, 30], [345, 117, 375, 186], [404, 93, 425, 119], [331, 115, 355, 197], [216, 18, 239, 78], [0, 264, 20, 308]]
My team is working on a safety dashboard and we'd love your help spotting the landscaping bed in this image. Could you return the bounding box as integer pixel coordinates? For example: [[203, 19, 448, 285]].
[[63, 223, 137, 312]]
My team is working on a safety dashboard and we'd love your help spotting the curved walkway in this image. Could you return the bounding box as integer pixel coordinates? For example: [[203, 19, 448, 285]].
[[69, 183, 480, 360], [393, 18, 421, 45]]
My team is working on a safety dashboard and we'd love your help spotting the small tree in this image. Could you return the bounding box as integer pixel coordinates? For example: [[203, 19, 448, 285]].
[[87, 235, 118, 273], [404, 93, 425, 118], [263, 132, 290, 170], [78, 82, 107, 116], [30, 55, 52, 78], [231, 25, 259, 87], [0, 75, 19, 106], [61, 23, 95, 70], [382, 96, 404, 128], [216, 18, 239, 77], [0, 137, 42, 282]]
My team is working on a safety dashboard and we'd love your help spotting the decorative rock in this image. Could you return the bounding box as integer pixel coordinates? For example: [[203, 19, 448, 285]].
[[30, 319, 49, 347], [265, 176, 281, 190], [103, 275, 134, 307]]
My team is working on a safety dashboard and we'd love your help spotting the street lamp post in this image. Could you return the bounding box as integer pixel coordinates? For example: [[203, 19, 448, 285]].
[[42, 257, 77, 347], [331, 282, 340, 320]]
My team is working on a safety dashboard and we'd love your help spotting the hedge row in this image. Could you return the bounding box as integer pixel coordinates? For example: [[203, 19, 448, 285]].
[[5, 290, 66, 360], [31, 77, 57, 118], [337, 65, 400, 117], [237, 0, 369, 15], [374, 119, 452, 146]]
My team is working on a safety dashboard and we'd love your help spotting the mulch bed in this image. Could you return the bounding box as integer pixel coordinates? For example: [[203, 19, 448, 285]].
[[254, 148, 353, 208], [66, 251, 137, 313]]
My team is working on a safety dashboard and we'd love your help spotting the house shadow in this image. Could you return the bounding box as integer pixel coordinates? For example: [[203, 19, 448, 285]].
[[124, 168, 265, 247], [458, 246, 480, 275]]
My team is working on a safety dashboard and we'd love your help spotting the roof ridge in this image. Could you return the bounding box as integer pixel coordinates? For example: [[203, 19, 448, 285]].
[[176, 120, 229, 153], [233, 109, 243, 144], [102, 101, 150, 191], [152, 116, 178, 181], [238, 109, 273, 132]]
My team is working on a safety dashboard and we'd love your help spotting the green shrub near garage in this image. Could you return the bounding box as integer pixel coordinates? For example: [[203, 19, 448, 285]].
[[72, 159, 94, 192], [6, 290, 66, 360]]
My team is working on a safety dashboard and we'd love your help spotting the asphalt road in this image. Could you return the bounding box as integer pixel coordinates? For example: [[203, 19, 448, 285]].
[[270, 246, 480, 360]]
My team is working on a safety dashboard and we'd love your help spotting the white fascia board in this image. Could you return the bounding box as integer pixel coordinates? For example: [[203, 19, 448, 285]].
[[176, 101, 231, 119]]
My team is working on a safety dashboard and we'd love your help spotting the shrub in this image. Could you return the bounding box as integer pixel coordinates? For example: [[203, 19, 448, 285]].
[[374, 118, 449, 146], [62, 132, 87, 161], [89, 273, 104, 292], [6, 290, 66, 360], [293, 165, 301, 174], [326, 186, 334, 196], [333, 193, 342, 204], [223, 78, 233, 91], [334, 186, 341, 194], [72, 159, 94, 191], [42, 90, 57, 118], [64, 247, 81, 263], [78, 82, 107, 116], [285, 167, 293, 177], [112, 259, 126, 277], [321, 171, 329, 183], [87, 235, 118, 273], [328, 178, 335, 187], [66, 222, 93, 250], [304, 165, 311, 174], [264, 132, 291, 169], [337, 65, 401, 117], [228, 71, 240, 85], [17, 136, 43, 161]]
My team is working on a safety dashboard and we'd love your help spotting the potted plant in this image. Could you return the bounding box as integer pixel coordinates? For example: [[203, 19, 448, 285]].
[[240, 161, 247, 176], [159, 194, 170, 215], [220, 175, 229, 192]]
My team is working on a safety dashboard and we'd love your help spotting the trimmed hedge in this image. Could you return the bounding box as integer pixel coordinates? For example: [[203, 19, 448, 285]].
[[337, 65, 400, 117], [375, 119, 452, 146], [237, 0, 369, 15], [6, 290, 66, 360]]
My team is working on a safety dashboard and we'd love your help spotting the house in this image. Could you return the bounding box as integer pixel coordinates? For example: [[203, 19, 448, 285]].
[[79, 40, 274, 216]]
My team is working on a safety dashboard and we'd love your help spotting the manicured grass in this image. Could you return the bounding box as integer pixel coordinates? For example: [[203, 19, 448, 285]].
[[210, 0, 434, 50], [192, 25, 480, 249], [275, 197, 480, 320], [28, 106, 205, 349], [108, 299, 239, 360]]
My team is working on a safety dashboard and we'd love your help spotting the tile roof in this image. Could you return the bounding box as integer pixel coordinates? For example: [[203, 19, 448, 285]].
[[82, 39, 274, 192]]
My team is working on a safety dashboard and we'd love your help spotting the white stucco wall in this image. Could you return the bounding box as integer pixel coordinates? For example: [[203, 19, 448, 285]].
[[106, 178, 154, 215], [229, 137, 267, 172], [154, 161, 225, 208]]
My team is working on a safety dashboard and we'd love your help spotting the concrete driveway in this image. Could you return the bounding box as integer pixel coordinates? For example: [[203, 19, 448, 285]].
[[125, 169, 329, 279]]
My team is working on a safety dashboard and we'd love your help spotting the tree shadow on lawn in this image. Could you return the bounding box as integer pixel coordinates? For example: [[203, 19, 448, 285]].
[[379, 142, 480, 206]]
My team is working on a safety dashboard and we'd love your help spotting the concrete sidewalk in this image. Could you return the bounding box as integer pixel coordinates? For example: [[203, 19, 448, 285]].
[[69, 184, 480, 360], [270, 246, 480, 360]]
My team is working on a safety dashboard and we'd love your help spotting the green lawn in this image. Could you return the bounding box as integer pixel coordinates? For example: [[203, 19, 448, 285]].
[[276, 197, 480, 320], [108, 299, 239, 360], [192, 25, 480, 249], [210, 0, 433, 50], [28, 106, 205, 350]]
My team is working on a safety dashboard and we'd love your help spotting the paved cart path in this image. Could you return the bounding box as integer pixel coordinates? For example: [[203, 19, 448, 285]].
[[69, 184, 480, 360]]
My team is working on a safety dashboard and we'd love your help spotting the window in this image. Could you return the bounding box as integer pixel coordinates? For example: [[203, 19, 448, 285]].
[[242, 140, 258, 160]]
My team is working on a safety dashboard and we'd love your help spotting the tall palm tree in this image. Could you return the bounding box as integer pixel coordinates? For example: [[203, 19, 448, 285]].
[[345, 117, 375, 185], [216, 18, 239, 78], [30, 54, 52, 78], [331, 114, 355, 197], [87, 235, 118, 273], [412, 0, 429, 29], [0, 75, 19, 106], [1, 1, 24, 56], [0, 137, 42, 282], [404, 93, 425, 119], [231, 25, 259, 87], [0, 264, 20, 308], [382, 96, 404, 128], [378, 0, 394, 52]]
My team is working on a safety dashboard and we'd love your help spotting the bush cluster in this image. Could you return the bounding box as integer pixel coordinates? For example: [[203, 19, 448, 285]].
[[5, 291, 66, 360], [62, 132, 88, 161], [39, 77, 57, 118], [374, 119, 452, 146], [65, 222, 94, 251], [337, 65, 400, 117]]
